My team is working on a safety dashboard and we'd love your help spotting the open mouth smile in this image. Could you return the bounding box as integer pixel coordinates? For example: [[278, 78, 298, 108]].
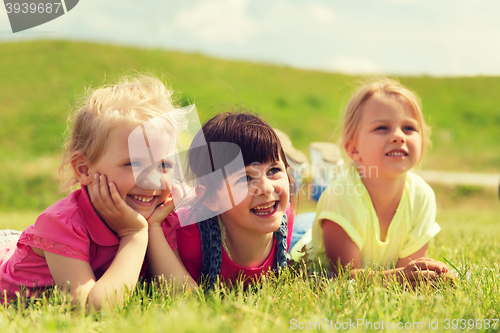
[[386, 150, 408, 156], [251, 201, 278, 216], [129, 194, 155, 204]]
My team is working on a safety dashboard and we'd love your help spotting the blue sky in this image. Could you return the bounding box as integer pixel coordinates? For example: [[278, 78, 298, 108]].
[[1, 0, 499, 76]]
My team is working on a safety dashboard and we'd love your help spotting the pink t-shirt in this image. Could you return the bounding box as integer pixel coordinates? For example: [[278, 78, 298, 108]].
[[175, 205, 295, 285], [0, 188, 178, 301]]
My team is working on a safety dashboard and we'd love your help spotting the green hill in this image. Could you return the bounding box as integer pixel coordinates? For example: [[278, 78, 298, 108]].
[[0, 40, 499, 211]]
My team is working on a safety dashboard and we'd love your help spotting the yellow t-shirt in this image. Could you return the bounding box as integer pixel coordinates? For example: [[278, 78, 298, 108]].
[[290, 166, 441, 268]]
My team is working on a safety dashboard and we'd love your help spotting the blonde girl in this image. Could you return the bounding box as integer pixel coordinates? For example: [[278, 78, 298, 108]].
[[291, 78, 450, 285], [0, 74, 194, 308]]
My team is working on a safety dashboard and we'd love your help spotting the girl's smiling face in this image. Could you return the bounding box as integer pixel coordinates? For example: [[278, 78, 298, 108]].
[[216, 159, 290, 236], [345, 95, 422, 178], [86, 126, 175, 219]]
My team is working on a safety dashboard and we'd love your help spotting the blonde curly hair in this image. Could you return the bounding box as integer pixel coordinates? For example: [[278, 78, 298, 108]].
[[59, 74, 186, 190]]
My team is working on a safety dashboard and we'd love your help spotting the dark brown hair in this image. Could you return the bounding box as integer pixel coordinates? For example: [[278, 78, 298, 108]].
[[186, 109, 293, 200], [186, 109, 292, 286]]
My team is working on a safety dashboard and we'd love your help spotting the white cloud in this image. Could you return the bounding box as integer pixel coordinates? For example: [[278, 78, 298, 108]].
[[328, 56, 385, 75], [2, 0, 500, 75], [172, 0, 258, 44], [386, 0, 421, 3], [263, 1, 337, 31], [310, 4, 335, 25]]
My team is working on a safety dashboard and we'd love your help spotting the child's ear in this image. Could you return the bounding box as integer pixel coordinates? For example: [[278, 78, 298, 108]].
[[194, 184, 205, 199], [344, 139, 361, 162], [195, 185, 220, 212], [71, 152, 93, 186]]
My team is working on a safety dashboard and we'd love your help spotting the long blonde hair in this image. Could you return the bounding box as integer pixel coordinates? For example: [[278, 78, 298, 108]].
[[341, 77, 430, 163], [60, 74, 185, 190]]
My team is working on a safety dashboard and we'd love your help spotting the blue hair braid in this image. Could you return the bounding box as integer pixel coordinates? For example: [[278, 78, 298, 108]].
[[273, 213, 288, 272], [198, 216, 222, 287]]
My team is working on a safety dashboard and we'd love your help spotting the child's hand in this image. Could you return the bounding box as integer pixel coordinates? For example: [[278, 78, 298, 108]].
[[88, 173, 148, 238], [147, 184, 183, 227], [399, 257, 451, 286]]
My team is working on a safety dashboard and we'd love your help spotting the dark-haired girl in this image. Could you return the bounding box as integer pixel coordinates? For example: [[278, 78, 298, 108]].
[[175, 110, 295, 286]]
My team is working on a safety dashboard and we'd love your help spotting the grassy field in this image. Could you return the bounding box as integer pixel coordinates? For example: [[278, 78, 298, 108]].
[[0, 185, 499, 333], [0, 40, 499, 332], [1, 40, 500, 212]]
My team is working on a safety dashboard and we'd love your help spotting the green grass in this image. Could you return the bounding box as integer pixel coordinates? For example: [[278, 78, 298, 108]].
[[2, 266, 497, 333], [0, 41, 499, 331], [1, 40, 500, 211], [1, 186, 498, 332]]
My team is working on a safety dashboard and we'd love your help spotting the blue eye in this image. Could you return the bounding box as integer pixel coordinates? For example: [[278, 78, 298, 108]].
[[375, 126, 388, 131], [268, 167, 282, 175], [404, 126, 417, 132], [128, 161, 142, 167], [159, 160, 174, 173], [236, 175, 252, 184], [161, 161, 173, 169]]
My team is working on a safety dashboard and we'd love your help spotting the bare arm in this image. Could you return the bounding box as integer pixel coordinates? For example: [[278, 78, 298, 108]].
[[322, 218, 362, 270], [45, 228, 148, 310], [48, 174, 150, 310], [396, 244, 428, 268], [52, 173, 152, 310], [322, 219, 450, 286], [91, 176, 197, 292], [145, 186, 197, 290], [146, 223, 198, 290]]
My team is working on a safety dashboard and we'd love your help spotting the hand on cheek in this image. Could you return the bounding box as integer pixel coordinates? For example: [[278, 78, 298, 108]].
[[146, 184, 183, 227], [88, 173, 148, 238]]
